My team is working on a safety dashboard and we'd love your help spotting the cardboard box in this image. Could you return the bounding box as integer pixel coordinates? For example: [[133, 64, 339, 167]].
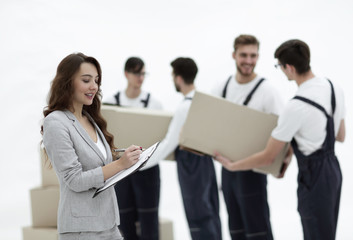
[[30, 186, 59, 227], [22, 226, 57, 240], [159, 217, 174, 240], [40, 147, 59, 187], [101, 105, 175, 160], [179, 91, 289, 177]]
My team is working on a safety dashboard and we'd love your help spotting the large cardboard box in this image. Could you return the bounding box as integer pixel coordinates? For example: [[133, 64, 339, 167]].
[[40, 147, 59, 187], [22, 226, 57, 240], [30, 186, 59, 227], [101, 105, 174, 160], [179, 91, 289, 177]]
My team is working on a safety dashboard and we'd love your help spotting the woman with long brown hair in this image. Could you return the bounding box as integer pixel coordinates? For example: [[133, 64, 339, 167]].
[[42, 52, 141, 239]]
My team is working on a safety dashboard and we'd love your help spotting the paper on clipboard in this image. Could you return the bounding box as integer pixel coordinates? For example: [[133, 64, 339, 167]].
[[93, 141, 160, 198]]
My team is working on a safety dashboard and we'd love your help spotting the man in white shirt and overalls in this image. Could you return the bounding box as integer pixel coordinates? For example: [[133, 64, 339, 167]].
[[104, 57, 163, 240], [144, 57, 222, 239], [215, 39, 346, 240], [212, 34, 284, 240]]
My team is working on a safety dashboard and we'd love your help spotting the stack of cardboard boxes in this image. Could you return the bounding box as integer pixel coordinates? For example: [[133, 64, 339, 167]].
[[22, 148, 60, 239]]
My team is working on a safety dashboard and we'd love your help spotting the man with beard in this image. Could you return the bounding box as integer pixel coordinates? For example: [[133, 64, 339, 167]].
[[143, 57, 222, 240], [211, 34, 284, 240]]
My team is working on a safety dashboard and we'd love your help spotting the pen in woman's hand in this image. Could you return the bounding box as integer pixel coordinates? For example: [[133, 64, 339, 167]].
[[114, 146, 144, 152], [114, 149, 126, 153]]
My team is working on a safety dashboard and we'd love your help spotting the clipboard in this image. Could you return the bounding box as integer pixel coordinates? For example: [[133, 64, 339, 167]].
[[93, 141, 160, 198]]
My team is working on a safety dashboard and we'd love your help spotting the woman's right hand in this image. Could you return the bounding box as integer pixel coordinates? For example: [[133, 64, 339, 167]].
[[118, 145, 142, 169], [103, 145, 142, 181]]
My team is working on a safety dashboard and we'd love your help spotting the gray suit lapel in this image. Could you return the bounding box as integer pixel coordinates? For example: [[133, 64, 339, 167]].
[[64, 110, 107, 165]]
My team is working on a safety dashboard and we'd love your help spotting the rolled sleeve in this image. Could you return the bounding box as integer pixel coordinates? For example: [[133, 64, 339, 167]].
[[271, 102, 302, 142]]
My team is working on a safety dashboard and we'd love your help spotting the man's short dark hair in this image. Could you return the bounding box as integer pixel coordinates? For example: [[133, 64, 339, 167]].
[[170, 57, 198, 84], [124, 57, 144, 73], [234, 34, 260, 52], [274, 39, 311, 74]]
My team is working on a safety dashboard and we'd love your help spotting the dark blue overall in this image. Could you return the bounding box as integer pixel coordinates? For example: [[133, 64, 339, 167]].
[[221, 77, 273, 240], [174, 97, 222, 240], [291, 80, 342, 240], [113, 91, 160, 240]]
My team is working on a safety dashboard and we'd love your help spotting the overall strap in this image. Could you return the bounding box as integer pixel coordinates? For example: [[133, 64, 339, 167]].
[[222, 75, 232, 98], [243, 78, 265, 106], [327, 79, 336, 115], [291, 79, 337, 160], [293, 96, 330, 118], [114, 92, 121, 106], [293, 79, 336, 118], [141, 93, 150, 108]]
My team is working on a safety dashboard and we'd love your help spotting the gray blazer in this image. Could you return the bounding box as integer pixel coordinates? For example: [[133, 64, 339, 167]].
[[43, 110, 119, 233]]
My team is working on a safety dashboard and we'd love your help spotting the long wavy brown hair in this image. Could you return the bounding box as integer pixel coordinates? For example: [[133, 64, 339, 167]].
[[41, 52, 115, 151]]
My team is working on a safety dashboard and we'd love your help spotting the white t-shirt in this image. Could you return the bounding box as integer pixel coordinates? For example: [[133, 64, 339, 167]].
[[212, 75, 284, 115], [142, 90, 194, 169], [104, 90, 163, 169], [271, 77, 345, 155], [103, 90, 163, 110], [95, 130, 107, 160]]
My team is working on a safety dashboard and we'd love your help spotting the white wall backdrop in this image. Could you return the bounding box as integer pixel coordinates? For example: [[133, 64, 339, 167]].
[[1, 0, 352, 239]]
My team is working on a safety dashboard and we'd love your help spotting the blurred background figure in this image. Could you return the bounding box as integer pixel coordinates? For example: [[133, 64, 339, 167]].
[[104, 57, 163, 240], [145, 57, 222, 240]]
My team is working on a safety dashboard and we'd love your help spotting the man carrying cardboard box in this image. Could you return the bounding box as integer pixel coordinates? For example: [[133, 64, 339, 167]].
[[211, 34, 284, 240], [215, 39, 346, 240], [144, 57, 222, 240], [104, 57, 163, 240]]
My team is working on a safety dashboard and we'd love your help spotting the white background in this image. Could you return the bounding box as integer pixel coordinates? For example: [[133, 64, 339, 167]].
[[0, 0, 352, 239]]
